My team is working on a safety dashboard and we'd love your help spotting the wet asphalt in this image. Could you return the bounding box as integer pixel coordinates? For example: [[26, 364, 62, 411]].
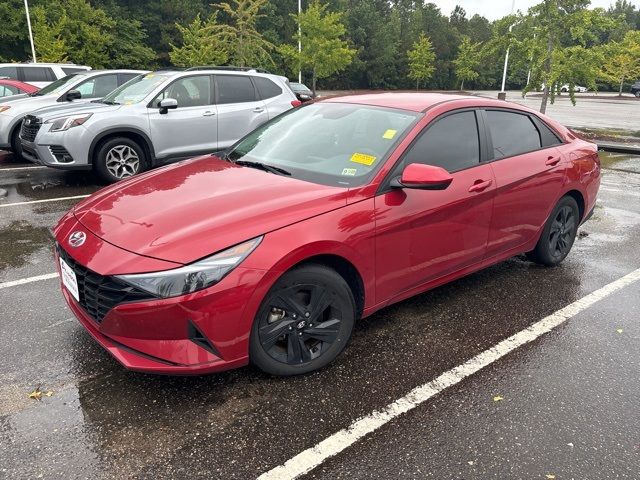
[[0, 150, 639, 479]]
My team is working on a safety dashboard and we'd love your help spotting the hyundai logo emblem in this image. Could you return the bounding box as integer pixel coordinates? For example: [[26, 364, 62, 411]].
[[25, 118, 31, 126], [68, 231, 86, 247]]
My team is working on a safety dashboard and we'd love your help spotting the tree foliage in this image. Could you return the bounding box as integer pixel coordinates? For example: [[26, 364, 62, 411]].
[[169, 13, 228, 67], [453, 36, 482, 89], [32, 7, 68, 63], [599, 30, 640, 95], [407, 33, 436, 89]]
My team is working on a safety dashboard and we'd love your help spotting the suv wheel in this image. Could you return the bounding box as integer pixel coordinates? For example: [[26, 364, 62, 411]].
[[95, 137, 146, 183], [10, 124, 25, 162]]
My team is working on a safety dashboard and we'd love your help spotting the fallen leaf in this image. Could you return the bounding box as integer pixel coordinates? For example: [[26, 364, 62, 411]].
[[467, 461, 474, 466], [493, 395, 504, 402], [546, 475, 556, 479], [28, 387, 43, 400], [616, 329, 623, 334], [45, 391, 54, 397]]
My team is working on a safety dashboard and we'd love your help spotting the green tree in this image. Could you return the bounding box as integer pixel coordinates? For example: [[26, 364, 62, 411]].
[[453, 36, 481, 89], [170, 13, 228, 67], [280, 0, 355, 95], [599, 30, 640, 96], [32, 6, 68, 63], [216, 0, 274, 67], [407, 33, 436, 89]]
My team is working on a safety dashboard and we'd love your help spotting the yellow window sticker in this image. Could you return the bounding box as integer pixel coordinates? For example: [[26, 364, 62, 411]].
[[383, 129, 397, 140], [341, 168, 357, 176], [350, 152, 377, 166]]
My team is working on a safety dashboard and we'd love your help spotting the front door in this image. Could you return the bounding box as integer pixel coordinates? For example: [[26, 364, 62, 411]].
[[375, 110, 496, 303]]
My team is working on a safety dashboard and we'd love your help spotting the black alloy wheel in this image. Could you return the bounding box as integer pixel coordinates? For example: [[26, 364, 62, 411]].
[[250, 264, 355, 376], [527, 195, 580, 266]]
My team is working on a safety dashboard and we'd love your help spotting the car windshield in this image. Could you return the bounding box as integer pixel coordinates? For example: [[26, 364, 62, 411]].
[[227, 103, 419, 187], [290, 83, 309, 92], [33, 74, 81, 96], [101, 73, 170, 105]]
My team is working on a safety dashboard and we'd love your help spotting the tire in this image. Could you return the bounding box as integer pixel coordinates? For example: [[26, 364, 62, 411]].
[[527, 196, 580, 266], [94, 137, 146, 183], [10, 124, 25, 162], [635, 91, 640, 98], [249, 264, 356, 376]]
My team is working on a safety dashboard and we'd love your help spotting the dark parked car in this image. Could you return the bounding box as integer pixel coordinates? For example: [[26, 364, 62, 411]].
[[631, 81, 640, 98], [289, 81, 315, 102]]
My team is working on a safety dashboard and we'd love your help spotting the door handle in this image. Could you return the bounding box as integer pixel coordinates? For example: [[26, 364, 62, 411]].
[[253, 107, 265, 113], [202, 111, 216, 116], [545, 155, 560, 166], [468, 179, 492, 193]]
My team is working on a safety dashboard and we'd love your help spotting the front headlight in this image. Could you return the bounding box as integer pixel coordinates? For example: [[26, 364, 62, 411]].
[[45, 113, 92, 132], [115, 237, 262, 298]]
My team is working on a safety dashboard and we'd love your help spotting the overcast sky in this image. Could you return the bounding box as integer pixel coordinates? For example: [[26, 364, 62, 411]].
[[431, 0, 636, 20]]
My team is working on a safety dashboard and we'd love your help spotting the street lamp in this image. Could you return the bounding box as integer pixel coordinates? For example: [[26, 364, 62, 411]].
[[24, 0, 37, 63], [498, 0, 516, 100], [298, 0, 302, 83]]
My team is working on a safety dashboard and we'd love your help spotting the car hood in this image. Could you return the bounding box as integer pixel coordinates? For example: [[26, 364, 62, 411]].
[[32, 100, 120, 120], [0, 94, 89, 116], [0, 93, 29, 104], [73, 156, 349, 265]]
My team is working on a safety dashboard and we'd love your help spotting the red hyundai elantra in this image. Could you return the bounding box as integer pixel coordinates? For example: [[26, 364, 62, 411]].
[[54, 93, 600, 376]]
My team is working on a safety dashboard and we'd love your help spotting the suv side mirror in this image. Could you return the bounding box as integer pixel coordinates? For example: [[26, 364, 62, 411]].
[[159, 98, 178, 114], [64, 90, 82, 102], [390, 163, 453, 190]]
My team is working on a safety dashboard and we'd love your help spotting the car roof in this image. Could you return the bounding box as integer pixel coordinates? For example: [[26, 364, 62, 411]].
[[0, 78, 31, 86], [321, 92, 537, 114]]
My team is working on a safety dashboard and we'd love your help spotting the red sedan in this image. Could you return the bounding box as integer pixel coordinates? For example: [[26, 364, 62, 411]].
[[53, 93, 600, 376], [0, 78, 38, 97]]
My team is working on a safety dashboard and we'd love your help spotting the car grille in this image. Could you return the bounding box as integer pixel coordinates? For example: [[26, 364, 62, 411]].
[[56, 244, 155, 323], [49, 145, 73, 163], [20, 115, 41, 142]]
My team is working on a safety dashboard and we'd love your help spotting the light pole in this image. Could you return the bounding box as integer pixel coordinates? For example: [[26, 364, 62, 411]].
[[24, 0, 37, 63], [498, 0, 516, 100], [298, 0, 302, 83]]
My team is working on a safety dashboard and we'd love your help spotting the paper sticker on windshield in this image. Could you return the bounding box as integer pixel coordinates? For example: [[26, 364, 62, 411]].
[[383, 129, 397, 139], [350, 152, 377, 166], [341, 168, 357, 176], [144, 73, 155, 79]]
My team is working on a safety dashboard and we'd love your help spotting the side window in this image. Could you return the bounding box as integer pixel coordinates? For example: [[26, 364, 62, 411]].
[[0, 85, 19, 97], [21, 67, 53, 82], [253, 76, 282, 100], [152, 75, 213, 108], [403, 111, 480, 173], [119, 73, 139, 85], [485, 110, 542, 159], [62, 67, 87, 75], [216, 75, 256, 104], [76, 74, 118, 98], [533, 118, 563, 147], [0, 66, 19, 79]]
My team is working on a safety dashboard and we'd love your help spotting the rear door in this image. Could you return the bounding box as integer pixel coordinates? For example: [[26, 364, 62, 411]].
[[215, 74, 268, 149], [148, 74, 217, 160], [481, 109, 565, 257], [253, 76, 291, 118]]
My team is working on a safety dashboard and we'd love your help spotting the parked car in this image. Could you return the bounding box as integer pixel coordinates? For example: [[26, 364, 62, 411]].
[[0, 70, 145, 160], [560, 84, 588, 93], [0, 63, 90, 88], [21, 68, 300, 182], [0, 78, 39, 98], [631, 80, 640, 97], [53, 92, 600, 376], [289, 81, 315, 102]]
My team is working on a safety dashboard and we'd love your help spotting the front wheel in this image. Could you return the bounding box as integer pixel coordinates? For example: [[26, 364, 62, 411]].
[[94, 137, 146, 183], [249, 264, 356, 376], [10, 125, 25, 162], [527, 196, 580, 266]]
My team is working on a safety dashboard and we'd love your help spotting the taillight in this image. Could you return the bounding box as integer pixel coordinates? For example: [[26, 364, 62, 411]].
[[291, 100, 302, 107]]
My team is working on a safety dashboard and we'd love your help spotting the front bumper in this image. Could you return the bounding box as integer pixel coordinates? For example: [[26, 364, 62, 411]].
[[55, 213, 270, 374], [20, 121, 93, 169]]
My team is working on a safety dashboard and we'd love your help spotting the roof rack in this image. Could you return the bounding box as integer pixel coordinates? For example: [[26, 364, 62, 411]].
[[184, 65, 272, 74], [155, 67, 185, 72]]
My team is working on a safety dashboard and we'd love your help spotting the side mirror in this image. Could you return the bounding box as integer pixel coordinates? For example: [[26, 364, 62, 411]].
[[390, 163, 453, 190], [159, 98, 178, 114], [64, 90, 82, 102]]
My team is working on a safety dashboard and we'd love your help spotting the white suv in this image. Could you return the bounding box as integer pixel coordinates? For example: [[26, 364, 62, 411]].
[[0, 63, 91, 88], [20, 68, 300, 182]]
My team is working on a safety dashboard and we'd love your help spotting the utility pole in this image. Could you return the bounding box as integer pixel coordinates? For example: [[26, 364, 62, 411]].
[[498, 0, 516, 100], [24, 0, 37, 63], [298, 0, 302, 83]]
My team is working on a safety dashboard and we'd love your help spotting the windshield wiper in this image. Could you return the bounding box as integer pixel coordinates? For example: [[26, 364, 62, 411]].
[[233, 159, 291, 176]]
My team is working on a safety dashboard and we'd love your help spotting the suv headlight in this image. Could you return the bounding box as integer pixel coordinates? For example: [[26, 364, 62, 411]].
[[115, 237, 262, 298], [45, 113, 92, 132]]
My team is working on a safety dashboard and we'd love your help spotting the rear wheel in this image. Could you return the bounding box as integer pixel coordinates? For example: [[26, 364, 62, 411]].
[[527, 196, 580, 266], [249, 264, 356, 376], [95, 137, 146, 183]]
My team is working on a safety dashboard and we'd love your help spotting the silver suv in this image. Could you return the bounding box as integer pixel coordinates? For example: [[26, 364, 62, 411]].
[[20, 68, 299, 182], [0, 70, 145, 160]]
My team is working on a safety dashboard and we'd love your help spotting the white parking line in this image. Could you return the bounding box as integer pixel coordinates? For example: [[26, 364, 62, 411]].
[[0, 194, 89, 208], [0, 273, 58, 290], [259, 267, 640, 480], [0, 165, 47, 172]]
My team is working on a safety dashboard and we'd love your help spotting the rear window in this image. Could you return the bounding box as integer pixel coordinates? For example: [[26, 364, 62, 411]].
[[485, 110, 541, 159], [253, 77, 282, 100], [62, 67, 88, 75], [216, 75, 256, 104], [21, 66, 54, 82], [0, 66, 19, 79]]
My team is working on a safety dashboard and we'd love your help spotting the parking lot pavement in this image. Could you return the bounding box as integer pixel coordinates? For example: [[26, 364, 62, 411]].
[[1, 153, 639, 479]]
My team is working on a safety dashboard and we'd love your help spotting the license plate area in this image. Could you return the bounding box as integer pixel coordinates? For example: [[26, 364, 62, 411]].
[[59, 256, 80, 303]]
